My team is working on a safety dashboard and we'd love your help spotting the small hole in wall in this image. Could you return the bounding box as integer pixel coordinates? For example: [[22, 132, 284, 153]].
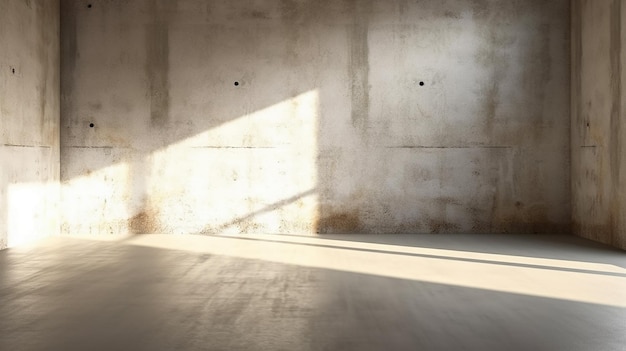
[[11, 68, 15, 74], [419, 81, 425, 86], [87, 4, 92, 8], [89, 123, 95, 128], [586, 122, 590, 127], [234, 81, 240, 86]]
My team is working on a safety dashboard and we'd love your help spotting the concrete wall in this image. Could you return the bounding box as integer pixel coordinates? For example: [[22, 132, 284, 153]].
[[0, 0, 60, 249], [572, 0, 626, 249], [60, 0, 570, 236]]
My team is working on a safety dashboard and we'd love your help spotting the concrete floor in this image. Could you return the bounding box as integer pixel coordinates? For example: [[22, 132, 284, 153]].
[[0, 234, 624, 351]]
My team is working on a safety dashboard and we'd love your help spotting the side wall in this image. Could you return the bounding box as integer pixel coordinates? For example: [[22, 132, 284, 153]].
[[60, 0, 570, 235], [572, 0, 626, 249], [0, 0, 60, 249]]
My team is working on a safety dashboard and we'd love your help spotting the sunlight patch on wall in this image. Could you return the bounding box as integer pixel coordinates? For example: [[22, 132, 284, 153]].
[[140, 89, 320, 234], [60, 162, 131, 235], [7, 181, 58, 248]]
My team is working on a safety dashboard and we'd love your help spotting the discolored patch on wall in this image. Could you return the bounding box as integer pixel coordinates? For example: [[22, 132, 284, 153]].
[[88, 101, 102, 111], [316, 211, 362, 234], [474, 29, 511, 137], [246, 10, 271, 20], [427, 218, 460, 234], [129, 210, 159, 234], [443, 10, 461, 19]]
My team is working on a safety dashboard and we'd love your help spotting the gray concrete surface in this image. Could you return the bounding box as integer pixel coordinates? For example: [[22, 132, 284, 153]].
[[1, 234, 624, 351], [0, 0, 60, 249], [60, 0, 571, 236], [571, 0, 626, 250]]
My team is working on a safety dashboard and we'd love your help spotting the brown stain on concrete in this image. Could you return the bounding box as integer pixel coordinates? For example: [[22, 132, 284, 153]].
[[129, 210, 159, 234], [427, 219, 460, 234], [317, 211, 361, 234], [493, 200, 570, 234]]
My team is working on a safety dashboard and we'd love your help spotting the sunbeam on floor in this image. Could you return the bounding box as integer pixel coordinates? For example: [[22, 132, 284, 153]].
[[1, 234, 624, 351]]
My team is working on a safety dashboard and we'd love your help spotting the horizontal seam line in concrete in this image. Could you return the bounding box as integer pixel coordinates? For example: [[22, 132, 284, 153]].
[[64, 146, 115, 149], [2, 144, 51, 148], [191, 146, 279, 149], [385, 146, 512, 149]]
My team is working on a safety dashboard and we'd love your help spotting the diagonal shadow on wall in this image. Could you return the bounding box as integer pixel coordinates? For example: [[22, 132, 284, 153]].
[[59, 0, 571, 236]]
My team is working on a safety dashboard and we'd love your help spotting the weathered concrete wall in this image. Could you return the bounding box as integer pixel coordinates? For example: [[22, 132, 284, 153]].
[[60, 0, 570, 235], [572, 0, 626, 249], [0, 0, 60, 249]]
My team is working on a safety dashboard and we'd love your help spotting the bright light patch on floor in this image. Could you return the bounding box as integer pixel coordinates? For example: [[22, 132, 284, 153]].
[[124, 234, 626, 308]]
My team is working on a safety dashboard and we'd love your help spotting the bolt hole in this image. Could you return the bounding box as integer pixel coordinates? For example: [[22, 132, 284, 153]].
[[234, 81, 240, 86], [89, 123, 94, 128], [586, 123, 590, 127], [87, 4, 92, 8], [11, 68, 15, 74], [419, 81, 425, 86]]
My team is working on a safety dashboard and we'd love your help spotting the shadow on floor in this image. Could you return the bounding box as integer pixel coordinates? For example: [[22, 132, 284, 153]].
[[270, 233, 626, 268], [0, 237, 624, 351]]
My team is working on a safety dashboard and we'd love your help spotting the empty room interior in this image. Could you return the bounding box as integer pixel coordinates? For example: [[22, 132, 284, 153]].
[[1, 0, 625, 350]]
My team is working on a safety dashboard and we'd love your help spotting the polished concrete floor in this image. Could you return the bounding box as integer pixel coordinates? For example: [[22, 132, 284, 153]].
[[0, 234, 625, 351]]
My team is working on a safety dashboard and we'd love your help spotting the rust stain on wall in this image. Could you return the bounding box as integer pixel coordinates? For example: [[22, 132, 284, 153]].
[[129, 210, 159, 234], [316, 211, 361, 233]]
